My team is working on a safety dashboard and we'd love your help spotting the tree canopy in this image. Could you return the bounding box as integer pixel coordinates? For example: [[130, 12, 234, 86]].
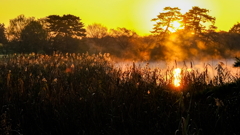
[[44, 14, 86, 52], [151, 7, 181, 36], [7, 14, 34, 41], [229, 22, 240, 33], [151, 6, 216, 37], [0, 23, 7, 44], [45, 14, 86, 38], [183, 6, 216, 34], [20, 20, 48, 53]]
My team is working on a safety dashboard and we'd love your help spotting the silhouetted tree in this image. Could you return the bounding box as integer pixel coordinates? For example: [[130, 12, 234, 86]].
[[229, 22, 240, 33], [0, 23, 7, 44], [51, 34, 85, 53], [20, 20, 48, 53], [151, 7, 182, 38], [45, 14, 86, 52], [0, 23, 7, 53], [46, 14, 86, 38], [183, 6, 216, 34]]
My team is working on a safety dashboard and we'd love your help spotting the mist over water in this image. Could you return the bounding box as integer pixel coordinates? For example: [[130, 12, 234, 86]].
[[114, 58, 239, 80]]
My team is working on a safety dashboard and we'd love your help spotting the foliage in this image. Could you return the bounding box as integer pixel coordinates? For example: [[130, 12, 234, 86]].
[[229, 22, 240, 33], [151, 6, 216, 37], [45, 14, 86, 38], [151, 7, 182, 37], [6, 15, 35, 41], [0, 23, 7, 44], [0, 24, 7, 54], [45, 14, 86, 52], [20, 21, 48, 53], [50, 34, 85, 53], [183, 6, 216, 34], [0, 7, 240, 60]]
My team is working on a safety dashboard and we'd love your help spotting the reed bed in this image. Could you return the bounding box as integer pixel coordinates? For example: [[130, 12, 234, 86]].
[[0, 53, 240, 135]]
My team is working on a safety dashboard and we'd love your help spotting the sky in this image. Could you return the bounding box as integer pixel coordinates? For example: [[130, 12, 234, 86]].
[[1, 0, 240, 36]]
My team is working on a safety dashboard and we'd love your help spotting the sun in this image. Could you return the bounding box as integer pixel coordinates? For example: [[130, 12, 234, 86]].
[[172, 21, 181, 28], [161, 20, 183, 33], [169, 21, 183, 32], [131, 0, 198, 35]]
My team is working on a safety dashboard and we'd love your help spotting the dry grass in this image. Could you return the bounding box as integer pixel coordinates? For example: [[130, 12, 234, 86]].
[[0, 52, 240, 135]]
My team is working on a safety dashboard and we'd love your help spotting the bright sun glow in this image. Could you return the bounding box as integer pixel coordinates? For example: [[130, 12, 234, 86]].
[[172, 21, 181, 29], [162, 21, 183, 33], [173, 68, 181, 87], [160, 0, 195, 14], [169, 21, 182, 32]]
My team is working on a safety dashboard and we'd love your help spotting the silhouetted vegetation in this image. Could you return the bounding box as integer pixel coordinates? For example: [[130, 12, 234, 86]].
[[0, 53, 239, 134], [20, 20, 48, 53], [0, 23, 7, 54], [0, 7, 239, 60], [0, 6, 240, 134]]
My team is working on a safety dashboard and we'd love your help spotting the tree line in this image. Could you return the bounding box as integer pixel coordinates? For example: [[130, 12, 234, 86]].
[[0, 6, 240, 61]]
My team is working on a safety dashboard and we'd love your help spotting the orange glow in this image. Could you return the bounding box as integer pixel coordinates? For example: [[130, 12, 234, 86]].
[[0, 0, 240, 36], [173, 68, 181, 87]]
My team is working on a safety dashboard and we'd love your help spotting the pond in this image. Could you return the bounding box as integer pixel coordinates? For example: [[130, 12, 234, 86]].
[[114, 59, 240, 86]]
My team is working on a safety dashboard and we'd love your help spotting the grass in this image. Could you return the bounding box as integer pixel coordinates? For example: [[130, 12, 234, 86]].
[[0, 52, 240, 135]]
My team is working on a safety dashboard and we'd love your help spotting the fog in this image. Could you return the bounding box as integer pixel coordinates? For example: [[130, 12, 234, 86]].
[[114, 58, 239, 81]]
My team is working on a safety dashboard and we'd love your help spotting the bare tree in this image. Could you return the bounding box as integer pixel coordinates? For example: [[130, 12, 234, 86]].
[[86, 23, 108, 38], [7, 15, 34, 41]]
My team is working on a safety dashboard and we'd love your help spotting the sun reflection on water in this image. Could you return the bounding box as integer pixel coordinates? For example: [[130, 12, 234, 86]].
[[173, 68, 181, 87]]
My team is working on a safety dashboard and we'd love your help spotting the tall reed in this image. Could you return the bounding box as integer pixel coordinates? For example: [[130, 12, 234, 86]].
[[0, 53, 239, 134]]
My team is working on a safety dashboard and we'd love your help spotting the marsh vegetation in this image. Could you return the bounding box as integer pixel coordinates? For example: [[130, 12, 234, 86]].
[[0, 53, 240, 134]]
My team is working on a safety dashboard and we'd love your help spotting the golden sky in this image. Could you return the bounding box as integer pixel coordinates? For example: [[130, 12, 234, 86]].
[[1, 0, 240, 36]]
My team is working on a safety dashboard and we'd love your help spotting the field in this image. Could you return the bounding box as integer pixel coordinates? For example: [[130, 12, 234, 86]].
[[0, 53, 240, 135]]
